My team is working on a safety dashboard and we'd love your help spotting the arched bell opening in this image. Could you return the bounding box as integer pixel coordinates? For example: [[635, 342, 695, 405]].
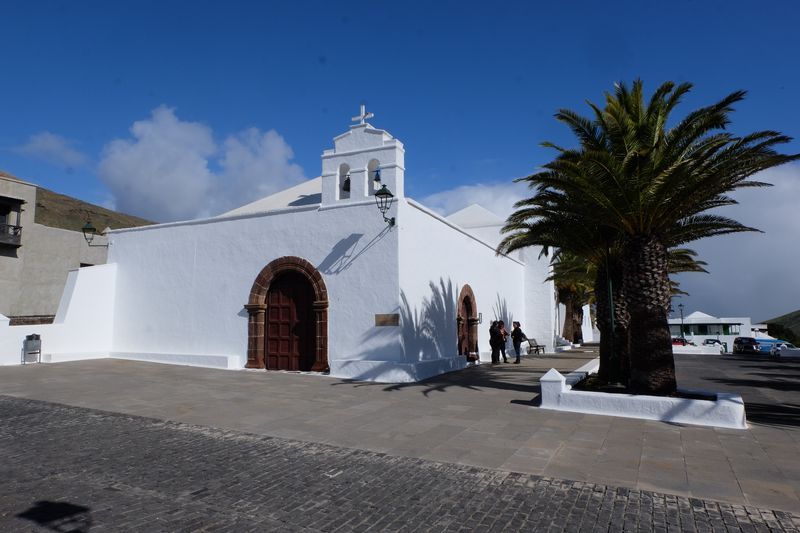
[[367, 159, 381, 195], [338, 163, 351, 200]]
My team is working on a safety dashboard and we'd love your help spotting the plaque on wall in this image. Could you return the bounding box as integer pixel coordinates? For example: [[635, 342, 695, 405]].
[[375, 313, 400, 326]]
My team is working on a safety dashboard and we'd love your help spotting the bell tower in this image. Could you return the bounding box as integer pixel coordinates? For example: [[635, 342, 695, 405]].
[[321, 105, 405, 206]]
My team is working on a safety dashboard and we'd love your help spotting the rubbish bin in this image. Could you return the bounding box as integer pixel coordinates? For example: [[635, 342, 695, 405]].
[[23, 334, 41, 364]]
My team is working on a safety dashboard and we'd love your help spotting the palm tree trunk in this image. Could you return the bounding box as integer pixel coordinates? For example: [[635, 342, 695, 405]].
[[611, 267, 630, 386], [559, 289, 575, 342], [623, 235, 676, 395], [594, 268, 613, 382], [594, 261, 630, 385]]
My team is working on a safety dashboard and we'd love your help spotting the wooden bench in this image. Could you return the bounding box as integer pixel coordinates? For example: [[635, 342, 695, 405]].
[[527, 339, 546, 355]]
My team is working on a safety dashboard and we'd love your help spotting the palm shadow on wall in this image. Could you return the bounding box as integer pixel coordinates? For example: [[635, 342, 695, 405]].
[[330, 278, 458, 383], [399, 278, 458, 362], [492, 294, 513, 327]]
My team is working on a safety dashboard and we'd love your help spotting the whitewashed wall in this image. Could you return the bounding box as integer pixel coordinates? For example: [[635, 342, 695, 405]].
[[398, 200, 526, 369], [108, 203, 400, 373], [521, 247, 556, 352], [0, 264, 117, 364]]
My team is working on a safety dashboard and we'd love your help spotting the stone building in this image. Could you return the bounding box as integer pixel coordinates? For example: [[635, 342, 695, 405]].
[[0, 171, 149, 324]]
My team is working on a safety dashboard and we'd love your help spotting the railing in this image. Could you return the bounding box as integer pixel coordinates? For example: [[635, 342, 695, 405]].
[[0, 223, 22, 247]]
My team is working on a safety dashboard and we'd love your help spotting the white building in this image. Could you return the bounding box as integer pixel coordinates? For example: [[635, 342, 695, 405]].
[[668, 311, 762, 351], [0, 109, 557, 382]]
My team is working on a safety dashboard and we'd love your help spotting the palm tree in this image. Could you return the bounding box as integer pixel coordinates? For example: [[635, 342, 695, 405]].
[[509, 80, 798, 394], [500, 210, 707, 386], [499, 210, 629, 383], [550, 251, 593, 344]]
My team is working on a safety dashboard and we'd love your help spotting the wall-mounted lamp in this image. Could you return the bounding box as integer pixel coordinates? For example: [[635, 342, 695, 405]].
[[374, 184, 395, 226], [82, 220, 108, 247]]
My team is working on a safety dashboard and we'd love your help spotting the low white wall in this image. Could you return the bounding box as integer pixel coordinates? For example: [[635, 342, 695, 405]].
[[539, 358, 747, 429], [110, 352, 239, 369], [0, 264, 117, 365], [672, 344, 723, 355], [331, 354, 466, 383]]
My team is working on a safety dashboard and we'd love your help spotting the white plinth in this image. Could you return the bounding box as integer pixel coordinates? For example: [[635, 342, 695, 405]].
[[539, 358, 747, 429]]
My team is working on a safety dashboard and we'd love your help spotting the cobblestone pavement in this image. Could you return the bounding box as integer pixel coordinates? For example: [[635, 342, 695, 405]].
[[1, 354, 799, 512], [1, 396, 798, 532]]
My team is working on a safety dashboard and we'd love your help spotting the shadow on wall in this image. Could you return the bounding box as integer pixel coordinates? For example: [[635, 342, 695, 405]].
[[493, 294, 514, 328], [399, 278, 458, 362], [287, 193, 322, 206], [318, 227, 391, 275]]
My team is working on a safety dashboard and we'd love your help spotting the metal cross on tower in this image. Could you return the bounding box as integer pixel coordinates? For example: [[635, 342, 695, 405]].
[[351, 104, 374, 125]]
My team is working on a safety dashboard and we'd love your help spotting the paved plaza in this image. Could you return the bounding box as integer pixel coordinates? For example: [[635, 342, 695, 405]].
[[0, 352, 799, 530], [1, 395, 798, 532]]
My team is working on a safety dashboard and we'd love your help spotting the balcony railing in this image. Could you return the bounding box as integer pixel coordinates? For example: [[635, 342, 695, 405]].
[[0, 223, 22, 247]]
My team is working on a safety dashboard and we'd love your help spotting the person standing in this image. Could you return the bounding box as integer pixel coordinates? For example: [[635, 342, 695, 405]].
[[489, 321, 500, 364], [498, 321, 509, 363], [511, 321, 527, 364]]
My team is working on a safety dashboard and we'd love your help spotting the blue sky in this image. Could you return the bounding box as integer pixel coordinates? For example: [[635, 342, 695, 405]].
[[1, 0, 799, 319]]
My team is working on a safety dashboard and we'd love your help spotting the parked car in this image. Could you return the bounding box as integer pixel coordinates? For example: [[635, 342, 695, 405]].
[[672, 337, 693, 346], [732, 337, 760, 354], [702, 338, 726, 354], [755, 339, 796, 354], [770, 342, 797, 357]]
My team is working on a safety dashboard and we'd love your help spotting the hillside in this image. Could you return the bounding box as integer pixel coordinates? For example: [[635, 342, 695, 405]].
[[763, 309, 800, 332], [34, 187, 154, 232], [762, 309, 800, 344]]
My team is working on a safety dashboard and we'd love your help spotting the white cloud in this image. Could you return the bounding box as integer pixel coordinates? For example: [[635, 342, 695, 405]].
[[420, 181, 529, 219], [218, 128, 304, 212], [98, 106, 306, 222], [15, 132, 89, 169]]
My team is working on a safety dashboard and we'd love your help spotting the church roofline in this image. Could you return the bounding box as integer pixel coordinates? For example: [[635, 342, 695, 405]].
[[107, 204, 320, 235], [405, 198, 524, 266]]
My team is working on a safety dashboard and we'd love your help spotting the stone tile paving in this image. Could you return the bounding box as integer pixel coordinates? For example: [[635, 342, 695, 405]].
[[1, 354, 799, 512], [1, 396, 798, 532]]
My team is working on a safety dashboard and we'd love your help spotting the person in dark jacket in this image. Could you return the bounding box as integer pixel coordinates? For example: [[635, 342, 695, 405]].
[[510, 321, 527, 364], [489, 321, 500, 364]]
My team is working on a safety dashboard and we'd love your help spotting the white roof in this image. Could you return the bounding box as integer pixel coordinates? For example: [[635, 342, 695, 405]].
[[220, 177, 322, 217], [446, 204, 504, 228], [686, 311, 716, 320], [668, 310, 749, 325]]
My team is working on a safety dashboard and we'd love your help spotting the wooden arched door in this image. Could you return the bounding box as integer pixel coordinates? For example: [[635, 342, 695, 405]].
[[266, 271, 316, 371], [457, 285, 479, 362]]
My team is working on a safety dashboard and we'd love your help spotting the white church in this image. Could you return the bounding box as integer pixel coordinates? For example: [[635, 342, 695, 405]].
[[0, 108, 557, 382]]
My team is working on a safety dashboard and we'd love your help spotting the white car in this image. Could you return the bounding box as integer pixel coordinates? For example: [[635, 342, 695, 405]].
[[770, 342, 797, 357]]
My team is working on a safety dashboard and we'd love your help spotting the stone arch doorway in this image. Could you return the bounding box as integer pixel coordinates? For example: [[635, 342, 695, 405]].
[[245, 256, 329, 372], [457, 284, 479, 362]]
